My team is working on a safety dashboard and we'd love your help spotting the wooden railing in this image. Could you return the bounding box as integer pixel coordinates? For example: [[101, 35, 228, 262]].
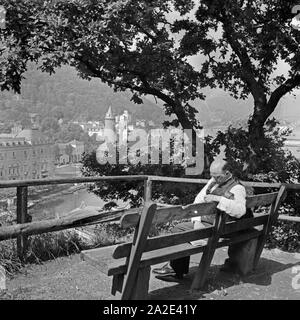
[[0, 175, 299, 261]]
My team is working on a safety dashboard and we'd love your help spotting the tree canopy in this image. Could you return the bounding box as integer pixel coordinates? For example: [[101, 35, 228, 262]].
[[0, 0, 206, 133], [1, 0, 300, 149], [173, 0, 300, 144]]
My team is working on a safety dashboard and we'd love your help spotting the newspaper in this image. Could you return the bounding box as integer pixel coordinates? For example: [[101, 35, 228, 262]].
[[190, 239, 208, 246]]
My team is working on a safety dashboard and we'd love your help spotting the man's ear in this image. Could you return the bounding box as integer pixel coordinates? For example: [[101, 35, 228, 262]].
[[225, 170, 233, 178]]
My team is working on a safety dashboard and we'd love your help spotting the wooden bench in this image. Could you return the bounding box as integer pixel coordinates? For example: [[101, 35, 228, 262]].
[[81, 186, 286, 300]]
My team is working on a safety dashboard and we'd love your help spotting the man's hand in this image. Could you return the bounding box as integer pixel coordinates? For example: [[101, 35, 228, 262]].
[[204, 195, 221, 203], [193, 220, 204, 229]]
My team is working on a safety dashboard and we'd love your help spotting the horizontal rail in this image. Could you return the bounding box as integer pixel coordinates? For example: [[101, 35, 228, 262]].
[[283, 183, 300, 190], [147, 176, 209, 184], [0, 175, 148, 189], [278, 215, 300, 223], [0, 174, 299, 190], [1, 209, 298, 243], [0, 208, 138, 241], [0, 174, 299, 263], [148, 176, 297, 189]]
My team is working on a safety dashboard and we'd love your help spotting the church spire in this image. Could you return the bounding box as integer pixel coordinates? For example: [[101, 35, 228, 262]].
[[105, 106, 114, 119]]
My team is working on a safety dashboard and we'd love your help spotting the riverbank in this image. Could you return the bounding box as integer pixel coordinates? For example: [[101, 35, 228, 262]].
[[0, 164, 83, 211]]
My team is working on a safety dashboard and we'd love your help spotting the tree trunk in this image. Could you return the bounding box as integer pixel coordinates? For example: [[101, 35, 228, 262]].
[[248, 115, 265, 144], [249, 94, 282, 148], [248, 99, 270, 149]]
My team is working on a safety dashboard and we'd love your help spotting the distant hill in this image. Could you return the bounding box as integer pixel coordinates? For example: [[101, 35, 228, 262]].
[[192, 88, 300, 128], [273, 93, 300, 123], [0, 64, 299, 130], [0, 64, 166, 125], [191, 90, 253, 127]]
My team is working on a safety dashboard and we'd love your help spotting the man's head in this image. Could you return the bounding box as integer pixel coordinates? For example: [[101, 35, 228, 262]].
[[209, 159, 233, 185]]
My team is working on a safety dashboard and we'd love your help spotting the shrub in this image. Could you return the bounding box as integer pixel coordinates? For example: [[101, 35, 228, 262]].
[[91, 223, 135, 247], [212, 119, 300, 252], [25, 231, 84, 263], [0, 240, 22, 276], [213, 119, 300, 183]]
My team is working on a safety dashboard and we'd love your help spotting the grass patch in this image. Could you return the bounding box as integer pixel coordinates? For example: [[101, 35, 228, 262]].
[[0, 240, 22, 276], [0, 224, 130, 277]]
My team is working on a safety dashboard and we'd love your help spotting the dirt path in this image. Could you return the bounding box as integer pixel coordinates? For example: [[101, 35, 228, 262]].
[[1, 248, 300, 300]]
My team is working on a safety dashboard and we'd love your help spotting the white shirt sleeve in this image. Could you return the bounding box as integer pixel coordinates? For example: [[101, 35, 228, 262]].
[[191, 178, 215, 223], [216, 184, 246, 218]]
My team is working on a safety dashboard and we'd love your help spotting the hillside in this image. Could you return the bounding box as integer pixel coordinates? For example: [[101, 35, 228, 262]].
[[0, 64, 166, 125], [0, 64, 299, 131]]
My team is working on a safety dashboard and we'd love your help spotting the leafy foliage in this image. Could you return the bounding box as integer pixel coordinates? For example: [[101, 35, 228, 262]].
[[0, 0, 205, 133], [172, 0, 300, 142], [82, 120, 300, 207], [81, 149, 201, 208], [213, 118, 300, 183], [81, 119, 300, 251], [2, 0, 300, 142]]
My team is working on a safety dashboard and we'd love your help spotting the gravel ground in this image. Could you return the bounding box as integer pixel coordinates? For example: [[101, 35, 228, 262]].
[[0, 247, 300, 300]]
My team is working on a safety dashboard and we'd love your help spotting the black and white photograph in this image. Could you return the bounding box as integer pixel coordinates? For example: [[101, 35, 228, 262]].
[[0, 0, 300, 306]]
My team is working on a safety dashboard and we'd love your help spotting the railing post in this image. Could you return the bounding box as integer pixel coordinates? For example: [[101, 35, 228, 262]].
[[16, 186, 30, 262], [144, 178, 152, 203]]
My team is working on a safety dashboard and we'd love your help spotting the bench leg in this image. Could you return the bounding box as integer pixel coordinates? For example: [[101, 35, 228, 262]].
[[191, 238, 217, 290], [230, 238, 258, 275], [191, 212, 225, 291], [112, 274, 124, 295], [253, 235, 267, 270], [125, 266, 151, 300], [253, 186, 287, 271]]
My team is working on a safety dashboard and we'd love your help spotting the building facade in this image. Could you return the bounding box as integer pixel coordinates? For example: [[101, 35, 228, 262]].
[[56, 140, 85, 165], [0, 128, 55, 181]]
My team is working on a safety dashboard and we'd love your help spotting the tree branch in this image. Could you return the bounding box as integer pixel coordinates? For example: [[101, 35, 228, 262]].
[[220, 14, 266, 104], [268, 73, 300, 112]]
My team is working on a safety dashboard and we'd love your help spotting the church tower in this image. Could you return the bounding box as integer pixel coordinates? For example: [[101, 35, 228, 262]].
[[105, 106, 115, 131], [104, 106, 115, 142]]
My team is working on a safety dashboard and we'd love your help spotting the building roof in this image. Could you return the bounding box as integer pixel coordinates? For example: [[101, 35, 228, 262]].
[[15, 128, 52, 144], [105, 106, 114, 119], [0, 138, 30, 147]]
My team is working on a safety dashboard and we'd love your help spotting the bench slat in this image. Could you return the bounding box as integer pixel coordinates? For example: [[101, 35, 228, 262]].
[[106, 229, 263, 276], [219, 229, 262, 247], [113, 214, 269, 259], [223, 214, 268, 235], [120, 202, 217, 228], [246, 192, 278, 208], [81, 245, 124, 274], [120, 193, 278, 229], [113, 226, 214, 259]]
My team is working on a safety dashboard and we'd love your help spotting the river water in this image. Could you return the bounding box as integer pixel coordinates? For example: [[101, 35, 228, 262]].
[[3, 165, 126, 222], [28, 187, 107, 221]]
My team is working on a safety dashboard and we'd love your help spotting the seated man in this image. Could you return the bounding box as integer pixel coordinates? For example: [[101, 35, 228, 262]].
[[152, 158, 253, 279]]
